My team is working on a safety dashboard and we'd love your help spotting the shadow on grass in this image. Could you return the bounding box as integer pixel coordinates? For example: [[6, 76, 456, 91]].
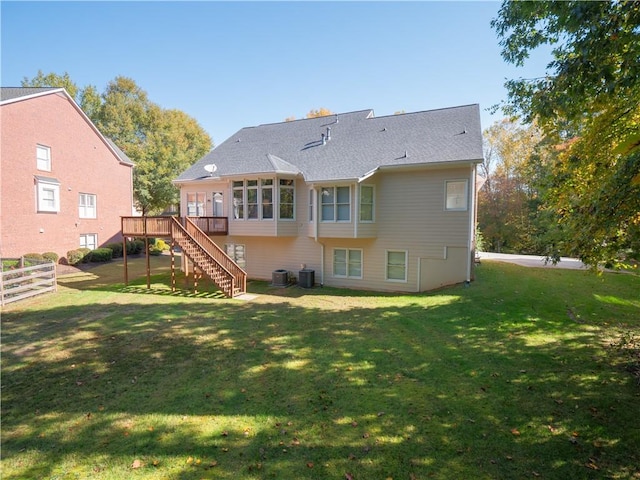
[[2, 262, 639, 479]]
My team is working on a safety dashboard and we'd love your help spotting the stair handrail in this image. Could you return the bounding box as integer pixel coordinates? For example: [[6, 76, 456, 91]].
[[170, 217, 236, 277], [170, 219, 236, 297], [184, 217, 247, 293]]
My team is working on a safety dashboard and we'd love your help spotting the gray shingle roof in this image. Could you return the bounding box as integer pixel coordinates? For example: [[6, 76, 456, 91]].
[[1, 87, 134, 167], [105, 138, 135, 166], [0, 87, 62, 103], [178, 104, 483, 183]]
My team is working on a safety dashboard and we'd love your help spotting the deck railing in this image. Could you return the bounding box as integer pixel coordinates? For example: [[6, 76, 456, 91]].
[[184, 217, 246, 294], [122, 216, 228, 236]]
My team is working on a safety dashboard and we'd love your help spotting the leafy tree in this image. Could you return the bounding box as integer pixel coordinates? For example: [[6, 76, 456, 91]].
[[134, 108, 213, 214], [306, 108, 333, 118], [479, 120, 548, 253], [22, 72, 212, 215], [92, 77, 212, 215], [492, 0, 640, 268], [22, 70, 80, 100]]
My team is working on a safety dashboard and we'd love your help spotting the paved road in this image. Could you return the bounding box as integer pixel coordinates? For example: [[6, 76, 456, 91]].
[[478, 252, 589, 270]]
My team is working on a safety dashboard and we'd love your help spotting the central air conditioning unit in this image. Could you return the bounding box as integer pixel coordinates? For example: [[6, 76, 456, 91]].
[[272, 269, 289, 287]]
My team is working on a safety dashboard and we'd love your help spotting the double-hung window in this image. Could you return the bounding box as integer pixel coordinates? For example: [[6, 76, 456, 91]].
[[309, 189, 314, 222], [80, 234, 97, 250], [279, 179, 295, 220], [37, 145, 51, 171], [232, 181, 244, 219], [79, 193, 97, 218], [445, 180, 468, 211], [386, 250, 408, 282], [359, 185, 374, 222], [333, 248, 362, 278], [247, 180, 259, 219], [36, 176, 60, 213], [187, 192, 206, 216], [261, 179, 273, 219], [225, 243, 246, 268], [321, 186, 350, 221]]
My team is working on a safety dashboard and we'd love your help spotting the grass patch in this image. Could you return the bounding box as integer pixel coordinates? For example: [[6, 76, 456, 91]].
[[1, 259, 639, 479]]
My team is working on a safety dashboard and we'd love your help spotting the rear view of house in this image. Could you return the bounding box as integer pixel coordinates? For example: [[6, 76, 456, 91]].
[[174, 105, 483, 293], [0, 87, 134, 262]]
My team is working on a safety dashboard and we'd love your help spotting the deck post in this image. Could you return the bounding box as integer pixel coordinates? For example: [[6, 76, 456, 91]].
[[144, 218, 150, 289], [193, 266, 199, 295], [170, 240, 176, 292], [122, 218, 128, 286]]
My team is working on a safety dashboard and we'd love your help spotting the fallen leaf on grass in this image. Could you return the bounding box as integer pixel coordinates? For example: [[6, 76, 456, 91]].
[[131, 459, 143, 469], [307, 462, 314, 468], [586, 459, 599, 470], [345, 474, 354, 480], [510, 428, 521, 436]]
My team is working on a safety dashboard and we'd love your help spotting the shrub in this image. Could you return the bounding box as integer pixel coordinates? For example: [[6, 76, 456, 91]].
[[23, 253, 44, 261], [42, 252, 59, 263], [67, 249, 85, 266], [149, 246, 163, 256], [78, 248, 92, 263], [126, 239, 145, 255], [105, 242, 124, 258], [155, 239, 169, 251], [88, 248, 112, 263]]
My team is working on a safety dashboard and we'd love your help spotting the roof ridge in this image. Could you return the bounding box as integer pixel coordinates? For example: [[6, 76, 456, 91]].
[[373, 104, 479, 120]]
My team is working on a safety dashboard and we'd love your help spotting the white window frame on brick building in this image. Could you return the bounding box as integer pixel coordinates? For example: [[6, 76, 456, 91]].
[[35, 176, 60, 213], [36, 144, 51, 171], [80, 233, 97, 250], [79, 193, 97, 218]]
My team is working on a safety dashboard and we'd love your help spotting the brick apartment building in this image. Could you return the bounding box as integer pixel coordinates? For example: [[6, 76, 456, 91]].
[[0, 87, 134, 262]]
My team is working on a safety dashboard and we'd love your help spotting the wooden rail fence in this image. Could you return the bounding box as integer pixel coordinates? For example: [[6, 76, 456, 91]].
[[1, 259, 57, 306]]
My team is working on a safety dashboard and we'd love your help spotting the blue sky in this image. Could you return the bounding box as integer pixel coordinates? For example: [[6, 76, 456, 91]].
[[1, 1, 551, 145]]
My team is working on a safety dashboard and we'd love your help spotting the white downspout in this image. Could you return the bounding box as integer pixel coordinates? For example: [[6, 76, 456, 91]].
[[466, 163, 476, 284], [354, 183, 359, 238], [313, 186, 325, 286]]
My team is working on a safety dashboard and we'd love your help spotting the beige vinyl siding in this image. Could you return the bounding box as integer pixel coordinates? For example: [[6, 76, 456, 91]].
[[317, 166, 473, 292], [180, 164, 475, 292], [212, 235, 322, 282]]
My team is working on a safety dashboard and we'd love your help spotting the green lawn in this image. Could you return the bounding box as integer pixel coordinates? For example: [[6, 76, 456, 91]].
[[1, 257, 639, 479]]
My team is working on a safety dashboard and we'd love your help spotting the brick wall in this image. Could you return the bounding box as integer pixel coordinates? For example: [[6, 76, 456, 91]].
[[0, 92, 134, 261]]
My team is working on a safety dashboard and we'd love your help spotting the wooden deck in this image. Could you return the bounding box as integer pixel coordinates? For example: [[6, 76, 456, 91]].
[[121, 216, 228, 237]]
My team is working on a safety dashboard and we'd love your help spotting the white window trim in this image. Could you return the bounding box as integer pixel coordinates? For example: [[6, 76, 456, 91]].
[[79, 193, 97, 219], [445, 179, 469, 211], [36, 177, 60, 213], [321, 185, 351, 222], [386, 250, 408, 283], [261, 179, 274, 220], [37, 144, 51, 172], [332, 247, 363, 279], [186, 192, 206, 217], [232, 179, 277, 221], [308, 188, 314, 223], [359, 184, 375, 223], [80, 233, 98, 250], [278, 178, 295, 221], [225, 243, 246, 269]]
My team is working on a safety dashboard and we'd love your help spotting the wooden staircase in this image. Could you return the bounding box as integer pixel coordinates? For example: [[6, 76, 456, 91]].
[[170, 217, 246, 298]]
